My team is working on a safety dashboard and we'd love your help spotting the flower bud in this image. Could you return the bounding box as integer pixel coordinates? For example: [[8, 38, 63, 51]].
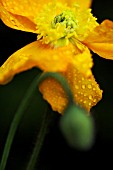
[[60, 104, 95, 150]]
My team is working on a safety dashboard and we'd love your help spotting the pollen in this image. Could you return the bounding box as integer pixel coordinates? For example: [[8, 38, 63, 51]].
[[35, 2, 98, 47], [51, 10, 77, 33]]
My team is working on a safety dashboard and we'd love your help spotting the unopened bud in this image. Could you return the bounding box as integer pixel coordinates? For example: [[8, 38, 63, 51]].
[[60, 104, 95, 150]]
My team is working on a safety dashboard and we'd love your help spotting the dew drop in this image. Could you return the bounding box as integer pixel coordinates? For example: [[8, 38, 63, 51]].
[[80, 99, 83, 102], [88, 84, 92, 89], [83, 100, 87, 104], [82, 85, 85, 89], [89, 102, 91, 106], [75, 94, 78, 97], [93, 99, 97, 102], [89, 95, 92, 100], [11, 19, 18, 28], [83, 93, 87, 97], [75, 85, 79, 89]]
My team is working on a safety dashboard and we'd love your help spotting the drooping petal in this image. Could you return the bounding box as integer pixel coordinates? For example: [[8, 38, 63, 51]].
[[83, 20, 113, 60], [39, 64, 102, 114], [72, 44, 93, 77], [0, 41, 78, 85], [0, 3, 37, 32]]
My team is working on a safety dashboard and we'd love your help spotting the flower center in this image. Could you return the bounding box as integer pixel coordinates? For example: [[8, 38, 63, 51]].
[[51, 10, 77, 34], [36, 2, 98, 47]]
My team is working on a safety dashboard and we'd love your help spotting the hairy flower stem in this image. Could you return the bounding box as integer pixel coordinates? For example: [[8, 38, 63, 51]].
[[26, 73, 74, 170], [0, 72, 74, 170], [26, 107, 49, 170]]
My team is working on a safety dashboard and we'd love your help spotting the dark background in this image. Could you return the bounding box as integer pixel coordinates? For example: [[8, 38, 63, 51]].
[[1, 0, 113, 169]]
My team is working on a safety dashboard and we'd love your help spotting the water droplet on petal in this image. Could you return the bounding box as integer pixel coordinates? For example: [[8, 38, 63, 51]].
[[89, 95, 92, 100], [75, 85, 79, 89], [82, 85, 85, 89], [83, 100, 87, 104], [93, 99, 97, 102], [88, 84, 92, 89], [89, 102, 91, 106], [84, 93, 87, 97]]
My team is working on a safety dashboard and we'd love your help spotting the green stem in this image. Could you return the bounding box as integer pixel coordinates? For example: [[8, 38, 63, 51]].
[[0, 72, 41, 170], [0, 72, 74, 170], [26, 107, 49, 170], [26, 72, 74, 170]]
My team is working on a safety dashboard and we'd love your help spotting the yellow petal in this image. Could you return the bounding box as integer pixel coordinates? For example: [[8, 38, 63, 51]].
[[72, 0, 92, 9], [39, 64, 102, 114], [73, 44, 93, 77], [0, 0, 70, 20], [83, 20, 113, 60], [1, 0, 92, 20], [0, 41, 76, 85], [1, 0, 42, 20], [1, 0, 92, 32], [0, 3, 36, 32]]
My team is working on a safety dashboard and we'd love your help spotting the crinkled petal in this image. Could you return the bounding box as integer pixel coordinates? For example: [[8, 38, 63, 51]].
[[39, 64, 102, 114], [1, 0, 43, 20], [73, 44, 93, 77], [0, 0, 92, 32], [1, 0, 92, 21], [0, 41, 78, 84], [83, 20, 113, 60], [0, 3, 36, 32], [0, 0, 72, 19]]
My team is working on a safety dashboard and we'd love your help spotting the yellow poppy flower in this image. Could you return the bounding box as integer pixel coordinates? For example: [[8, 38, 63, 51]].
[[1, 0, 111, 114]]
